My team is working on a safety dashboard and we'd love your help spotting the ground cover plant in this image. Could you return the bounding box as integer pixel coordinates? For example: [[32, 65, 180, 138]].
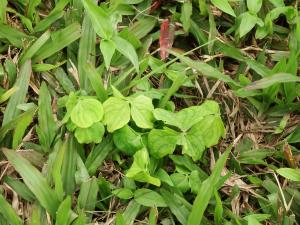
[[0, 0, 300, 224]]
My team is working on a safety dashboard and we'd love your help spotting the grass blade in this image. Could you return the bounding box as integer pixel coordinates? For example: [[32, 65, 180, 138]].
[[187, 145, 232, 225], [244, 73, 300, 90], [0, 107, 36, 144], [2, 60, 32, 126], [2, 148, 60, 216], [36, 82, 56, 152], [3, 176, 35, 202], [85, 136, 113, 175], [0, 24, 32, 48], [83, 63, 108, 102], [0, 194, 23, 225], [78, 14, 96, 91], [77, 177, 98, 222], [33, 23, 81, 62], [19, 31, 51, 65], [169, 50, 239, 86], [55, 196, 72, 225]]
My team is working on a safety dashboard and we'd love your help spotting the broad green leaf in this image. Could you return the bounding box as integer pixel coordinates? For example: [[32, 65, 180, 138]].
[[103, 97, 130, 132], [2, 60, 31, 126], [148, 129, 179, 158], [189, 171, 202, 194], [247, 0, 262, 14], [75, 122, 105, 144], [78, 14, 96, 91], [128, 17, 157, 39], [82, 0, 114, 39], [239, 12, 263, 38], [113, 125, 143, 155], [36, 82, 56, 152], [0, 194, 23, 225], [187, 145, 232, 225], [182, 128, 206, 161], [134, 189, 167, 207], [71, 98, 104, 128], [153, 109, 180, 128], [3, 149, 60, 216], [130, 95, 154, 129], [170, 173, 190, 193], [100, 39, 116, 70], [276, 168, 300, 182], [191, 115, 225, 148], [55, 196, 72, 225], [113, 188, 134, 200], [113, 35, 139, 73], [126, 149, 161, 186], [244, 73, 300, 90], [211, 0, 236, 17], [180, 1, 192, 32]]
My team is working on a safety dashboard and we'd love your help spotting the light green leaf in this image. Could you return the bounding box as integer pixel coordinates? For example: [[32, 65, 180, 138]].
[[211, 0, 236, 17], [82, 0, 114, 39], [3, 149, 60, 216], [103, 97, 130, 132], [113, 125, 143, 155], [247, 0, 262, 14], [130, 95, 154, 129], [182, 128, 206, 161], [113, 35, 139, 73], [100, 39, 116, 70], [126, 149, 161, 186], [276, 168, 300, 182], [134, 189, 167, 207], [170, 173, 190, 193], [239, 12, 263, 38], [180, 1, 192, 32], [113, 188, 134, 200], [191, 115, 225, 148], [55, 196, 72, 225], [71, 98, 104, 128], [75, 122, 105, 144], [148, 129, 179, 158]]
